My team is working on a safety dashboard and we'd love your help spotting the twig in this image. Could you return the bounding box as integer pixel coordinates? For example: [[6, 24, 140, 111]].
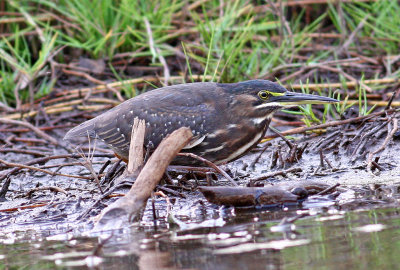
[[76, 135, 103, 193], [0, 153, 113, 182], [250, 143, 271, 169], [263, 108, 399, 140], [0, 158, 96, 180], [270, 127, 294, 149], [351, 121, 388, 158], [101, 159, 123, 185], [3, 104, 113, 120], [167, 165, 217, 174], [289, 77, 398, 91], [0, 176, 11, 200], [367, 117, 398, 175], [153, 190, 172, 215], [156, 185, 186, 198], [62, 68, 125, 102], [0, 118, 58, 145], [25, 186, 67, 198], [317, 64, 372, 92], [319, 149, 325, 169], [316, 183, 340, 196], [0, 124, 73, 133], [177, 153, 238, 186], [249, 167, 302, 183], [40, 161, 104, 170], [0, 148, 49, 157], [0, 203, 49, 212], [98, 159, 111, 176], [0, 101, 14, 112], [385, 88, 400, 110]]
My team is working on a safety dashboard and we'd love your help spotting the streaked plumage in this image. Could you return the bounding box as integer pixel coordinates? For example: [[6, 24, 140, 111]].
[[64, 80, 337, 165]]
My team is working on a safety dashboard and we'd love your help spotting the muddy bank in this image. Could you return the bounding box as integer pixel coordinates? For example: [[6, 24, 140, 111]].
[[0, 109, 399, 232]]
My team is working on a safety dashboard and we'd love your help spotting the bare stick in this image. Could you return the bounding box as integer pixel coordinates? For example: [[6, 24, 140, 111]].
[[127, 118, 146, 175], [93, 127, 193, 230], [270, 127, 294, 149], [177, 153, 238, 186], [0, 158, 96, 180]]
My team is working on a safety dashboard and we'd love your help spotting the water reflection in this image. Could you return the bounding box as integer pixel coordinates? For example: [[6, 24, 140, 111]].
[[1, 206, 400, 269]]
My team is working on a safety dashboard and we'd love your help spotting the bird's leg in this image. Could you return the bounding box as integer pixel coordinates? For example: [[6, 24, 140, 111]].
[[143, 141, 154, 164]]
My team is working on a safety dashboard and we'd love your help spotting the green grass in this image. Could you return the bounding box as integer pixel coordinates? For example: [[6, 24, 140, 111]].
[[0, 0, 399, 116]]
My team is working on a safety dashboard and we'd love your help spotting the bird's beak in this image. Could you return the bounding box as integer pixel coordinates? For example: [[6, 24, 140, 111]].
[[274, 91, 338, 106]]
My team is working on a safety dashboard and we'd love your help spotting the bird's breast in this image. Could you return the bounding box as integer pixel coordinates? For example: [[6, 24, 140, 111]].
[[187, 116, 271, 164]]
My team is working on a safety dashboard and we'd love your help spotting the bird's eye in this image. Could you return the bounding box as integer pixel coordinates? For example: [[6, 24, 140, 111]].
[[258, 91, 270, 100]]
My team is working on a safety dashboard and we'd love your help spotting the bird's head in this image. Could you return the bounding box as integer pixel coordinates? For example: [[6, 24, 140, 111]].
[[223, 80, 338, 117]]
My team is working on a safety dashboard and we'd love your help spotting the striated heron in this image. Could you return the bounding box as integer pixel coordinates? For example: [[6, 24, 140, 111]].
[[64, 80, 338, 165]]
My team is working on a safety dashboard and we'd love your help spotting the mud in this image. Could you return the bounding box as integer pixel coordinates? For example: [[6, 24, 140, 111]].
[[1, 115, 399, 233]]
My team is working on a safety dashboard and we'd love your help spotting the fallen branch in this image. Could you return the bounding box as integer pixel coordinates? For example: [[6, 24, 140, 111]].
[[93, 127, 193, 230]]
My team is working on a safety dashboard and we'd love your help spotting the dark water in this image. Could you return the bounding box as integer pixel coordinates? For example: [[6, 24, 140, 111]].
[[1, 199, 400, 270]]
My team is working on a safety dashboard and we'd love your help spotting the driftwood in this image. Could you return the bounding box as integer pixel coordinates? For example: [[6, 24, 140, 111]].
[[199, 180, 339, 207], [199, 186, 303, 207], [93, 122, 192, 230]]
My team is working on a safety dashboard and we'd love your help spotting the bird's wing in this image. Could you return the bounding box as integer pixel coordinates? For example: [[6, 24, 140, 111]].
[[64, 83, 223, 154]]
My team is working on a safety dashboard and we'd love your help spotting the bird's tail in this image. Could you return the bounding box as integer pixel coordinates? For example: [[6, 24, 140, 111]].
[[64, 118, 97, 141]]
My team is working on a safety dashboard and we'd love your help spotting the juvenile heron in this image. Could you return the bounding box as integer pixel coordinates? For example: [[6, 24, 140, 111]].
[[64, 80, 337, 165]]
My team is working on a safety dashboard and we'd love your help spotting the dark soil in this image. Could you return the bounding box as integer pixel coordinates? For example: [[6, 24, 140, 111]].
[[1, 107, 399, 232]]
